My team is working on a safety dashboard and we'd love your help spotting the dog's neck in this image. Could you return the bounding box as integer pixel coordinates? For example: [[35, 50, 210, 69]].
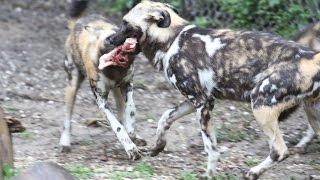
[[141, 24, 192, 71]]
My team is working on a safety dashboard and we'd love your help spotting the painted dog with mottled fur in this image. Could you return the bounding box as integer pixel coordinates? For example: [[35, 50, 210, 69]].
[[108, 0, 320, 178], [59, 0, 146, 160], [291, 21, 320, 152]]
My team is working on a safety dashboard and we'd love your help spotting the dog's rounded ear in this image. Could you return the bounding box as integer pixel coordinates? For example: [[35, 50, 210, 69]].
[[149, 10, 171, 28], [84, 26, 103, 36], [84, 26, 98, 33]]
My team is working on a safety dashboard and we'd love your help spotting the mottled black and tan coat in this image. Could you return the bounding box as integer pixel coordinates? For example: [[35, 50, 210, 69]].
[[289, 21, 320, 153], [60, 0, 145, 160], [108, 0, 320, 179]]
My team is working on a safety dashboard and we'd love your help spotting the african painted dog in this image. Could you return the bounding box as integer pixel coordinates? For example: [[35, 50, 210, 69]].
[[292, 21, 320, 152], [59, 0, 146, 160], [108, 0, 320, 179]]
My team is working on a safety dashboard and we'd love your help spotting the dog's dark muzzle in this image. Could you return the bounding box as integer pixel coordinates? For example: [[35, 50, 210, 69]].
[[107, 23, 143, 48]]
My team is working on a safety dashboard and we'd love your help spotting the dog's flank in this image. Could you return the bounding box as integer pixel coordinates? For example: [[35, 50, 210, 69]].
[[60, 0, 145, 160], [109, 0, 320, 178]]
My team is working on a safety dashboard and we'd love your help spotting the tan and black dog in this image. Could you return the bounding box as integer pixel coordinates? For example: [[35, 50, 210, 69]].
[[291, 21, 320, 152], [60, 0, 145, 160], [108, 0, 320, 179]]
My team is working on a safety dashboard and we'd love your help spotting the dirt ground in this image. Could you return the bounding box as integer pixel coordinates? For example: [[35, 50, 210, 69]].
[[1, 0, 320, 179]]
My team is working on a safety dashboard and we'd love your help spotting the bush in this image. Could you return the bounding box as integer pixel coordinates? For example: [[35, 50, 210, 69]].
[[97, 0, 319, 37], [218, 0, 313, 37]]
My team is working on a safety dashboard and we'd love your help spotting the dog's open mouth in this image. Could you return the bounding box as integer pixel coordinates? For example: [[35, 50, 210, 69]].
[[98, 38, 137, 70]]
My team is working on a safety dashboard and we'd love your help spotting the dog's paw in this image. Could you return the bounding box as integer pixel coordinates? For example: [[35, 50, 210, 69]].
[[133, 138, 148, 146], [290, 146, 308, 155], [243, 170, 259, 180], [127, 147, 143, 161], [132, 137, 147, 147], [61, 146, 71, 153], [149, 146, 165, 157], [149, 140, 166, 157]]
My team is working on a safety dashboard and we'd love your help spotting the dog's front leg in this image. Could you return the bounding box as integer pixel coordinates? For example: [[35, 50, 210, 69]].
[[196, 100, 220, 177], [150, 100, 194, 156], [91, 80, 141, 160]]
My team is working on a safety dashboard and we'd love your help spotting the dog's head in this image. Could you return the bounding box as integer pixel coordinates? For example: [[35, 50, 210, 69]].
[[83, 25, 137, 69], [108, 0, 188, 51]]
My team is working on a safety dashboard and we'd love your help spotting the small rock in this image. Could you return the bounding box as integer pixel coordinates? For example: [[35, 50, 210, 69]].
[[32, 112, 42, 119], [126, 166, 133, 172], [219, 146, 230, 153], [310, 175, 320, 179], [147, 119, 154, 123], [243, 112, 250, 115], [47, 100, 54, 104], [229, 106, 236, 111]]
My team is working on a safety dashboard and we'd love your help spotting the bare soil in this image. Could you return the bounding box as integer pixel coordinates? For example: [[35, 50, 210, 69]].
[[1, 0, 320, 179]]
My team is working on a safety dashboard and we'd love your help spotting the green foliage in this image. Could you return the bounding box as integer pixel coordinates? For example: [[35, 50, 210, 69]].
[[97, 0, 182, 16], [97, 0, 135, 15], [78, 138, 93, 146], [67, 166, 95, 179], [192, 16, 210, 28], [180, 171, 198, 180], [96, 0, 317, 38], [3, 164, 17, 180], [16, 131, 33, 140], [244, 158, 259, 167], [214, 173, 237, 180], [133, 79, 146, 89], [216, 125, 247, 142], [217, 0, 312, 37], [110, 161, 155, 180]]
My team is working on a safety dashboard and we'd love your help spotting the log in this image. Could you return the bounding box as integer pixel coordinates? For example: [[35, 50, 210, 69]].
[[0, 107, 14, 174]]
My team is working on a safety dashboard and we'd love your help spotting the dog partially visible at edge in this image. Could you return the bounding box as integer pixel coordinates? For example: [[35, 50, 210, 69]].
[[294, 21, 320, 51], [108, 0, 320, 179], [59, 0, 146, 160], [291, 21, 320, 151]]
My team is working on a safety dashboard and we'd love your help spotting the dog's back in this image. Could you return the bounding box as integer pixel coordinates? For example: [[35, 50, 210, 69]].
[[65, 1, 118, 79]]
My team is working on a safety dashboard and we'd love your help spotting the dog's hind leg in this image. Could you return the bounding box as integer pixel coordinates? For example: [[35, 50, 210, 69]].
[[246, 104, 291, 179], [150, 100, 194, 156], [59, 56, 85, 152], [304, 100, 320, 134], [293, 100, 320, 152], [293, 124, 315, 153]]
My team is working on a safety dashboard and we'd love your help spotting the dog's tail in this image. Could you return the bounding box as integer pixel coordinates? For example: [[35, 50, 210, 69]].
[[67, 0, 89, 29]]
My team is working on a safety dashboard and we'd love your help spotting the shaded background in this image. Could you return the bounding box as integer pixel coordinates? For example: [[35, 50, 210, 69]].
[[98, 0, 320, 38]]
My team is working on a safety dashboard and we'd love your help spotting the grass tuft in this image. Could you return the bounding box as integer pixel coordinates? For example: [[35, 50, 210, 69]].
[[16, 131, 33, 140], [67, 165, 95, 180]]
